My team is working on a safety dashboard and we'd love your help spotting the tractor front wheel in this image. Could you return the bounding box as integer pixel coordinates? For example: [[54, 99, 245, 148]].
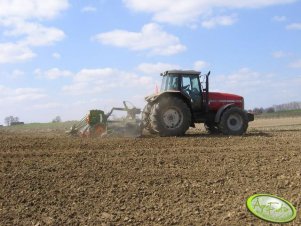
[[150, 97, 191, 136], [219, 107, 248, 135]]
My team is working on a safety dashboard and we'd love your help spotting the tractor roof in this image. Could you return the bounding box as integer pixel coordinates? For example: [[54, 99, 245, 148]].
[[161, 70, 201, 76]]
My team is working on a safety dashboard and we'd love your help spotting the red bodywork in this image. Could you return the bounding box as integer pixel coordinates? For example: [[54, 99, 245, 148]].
[[207, 92, 244, 111]]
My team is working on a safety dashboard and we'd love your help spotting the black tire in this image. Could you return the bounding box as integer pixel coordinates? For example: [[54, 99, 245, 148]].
[[142, 103, 157, 134], [150, 96, 191, 136], [204, 122, 220, 134], [219, 107, 248, 135]]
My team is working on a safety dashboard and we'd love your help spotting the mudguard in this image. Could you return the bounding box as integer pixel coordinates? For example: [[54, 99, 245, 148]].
[[214, 104, 235, 123], [215, 104, 254, 123], [145, 91, 190, 104]]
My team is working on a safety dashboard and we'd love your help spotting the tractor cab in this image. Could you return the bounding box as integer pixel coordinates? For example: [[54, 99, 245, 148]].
[[160, 70, 205, 112], [143, 69, 253, 137], [160, 70, 201, 93]]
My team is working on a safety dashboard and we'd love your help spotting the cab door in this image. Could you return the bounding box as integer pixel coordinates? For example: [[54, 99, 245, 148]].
[[181, 75, 202, 112]]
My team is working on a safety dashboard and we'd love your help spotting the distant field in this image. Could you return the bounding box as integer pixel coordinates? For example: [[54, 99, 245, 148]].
[[250, 116, 301, 131], [0, 121, 77, 133], [2, 116, 301, 137], [255, 109, 301, 119], [1, 109, 300, 134]]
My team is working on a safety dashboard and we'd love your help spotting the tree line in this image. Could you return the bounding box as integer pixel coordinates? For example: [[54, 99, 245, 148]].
[[249, 101, 301, 114], [3, 115, 62, 126], [4, 116, 22, 126]]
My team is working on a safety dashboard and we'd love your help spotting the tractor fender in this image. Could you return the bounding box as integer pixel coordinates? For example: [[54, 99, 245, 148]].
[[214, 104, 235, 123], [145, 91, 191, 107]]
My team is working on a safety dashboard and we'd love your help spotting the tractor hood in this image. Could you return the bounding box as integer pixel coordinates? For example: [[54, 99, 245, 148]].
[[208, 92, 243, 101], [146, 91, 243, 102], [207, 92, 244, 109], [145, 91, 244, 109]]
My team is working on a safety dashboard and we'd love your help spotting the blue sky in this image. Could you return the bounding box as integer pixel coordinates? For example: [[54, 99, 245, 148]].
[[0, 0, 301, 123]]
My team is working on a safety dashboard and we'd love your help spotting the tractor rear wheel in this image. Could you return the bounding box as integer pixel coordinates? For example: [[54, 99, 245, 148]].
[[219, 107, 248, 135], [142, 103, 157, 134], [150, 96, 191, 136]]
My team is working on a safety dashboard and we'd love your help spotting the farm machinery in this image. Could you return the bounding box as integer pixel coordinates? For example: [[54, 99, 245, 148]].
[[142, 70, 254, 136], [68, 70, 254, 138], [67, 101, 142, 137]]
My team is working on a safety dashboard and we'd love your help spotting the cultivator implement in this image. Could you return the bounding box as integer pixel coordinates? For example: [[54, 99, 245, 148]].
[[67, 101, 142, 137]]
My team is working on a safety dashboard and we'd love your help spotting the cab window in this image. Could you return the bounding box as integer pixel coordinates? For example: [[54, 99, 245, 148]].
[[160, 75, 179, 91], [191, 76, 201, 94], [181, 75, 201, 96], [181, 76, 191, 95]]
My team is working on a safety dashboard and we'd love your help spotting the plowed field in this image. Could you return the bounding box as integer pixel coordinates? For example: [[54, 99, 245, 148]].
[[1, 117, 301, 225]]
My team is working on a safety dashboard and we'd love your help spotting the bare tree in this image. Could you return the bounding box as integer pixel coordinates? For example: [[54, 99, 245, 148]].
[[4, 117, 10, 126], [52, 116, 62, 123], [273, 102, 301, 112], [266, 107, 275, 113], [252, 107, 264, 115], [4, 116, 19, 126]]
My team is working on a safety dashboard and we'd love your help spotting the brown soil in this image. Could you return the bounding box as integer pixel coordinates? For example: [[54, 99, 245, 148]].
[[1, 118, 301, 225]]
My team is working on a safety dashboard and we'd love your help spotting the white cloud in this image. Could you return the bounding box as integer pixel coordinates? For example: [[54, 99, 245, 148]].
[[1, 18, 65, 47], [11, 69, 25, 79], [14, 88, 46, 101], [4, 20, 65, 47], [286, 23, 301, 30], [0, 0, 69, 19], [212, 68, 301, 108], [137, 61, 210, 75], [201, 15, 237, 29], [52, 52, 61, 59], [272, 15, 287, 22], [272, 51, 291, 58], [289, 59, 301, 68], [123, 0, 296, 26], [136, 62, 180, 75], [73, 68, 116, 82], [193, 60, 209, 71], [93, 23, 186, 56], [33, 102, 63, 109], [0, 85, 46, 103], [63, 67, 153, 95], [213, 68, 265, 89], [0, 0, 68, 64], [0, 42, 35, 64], [81, 6, 97, 13], [0, 85, 8, 93], [34, 68, 73, 80], [62, 82, 90, 94]]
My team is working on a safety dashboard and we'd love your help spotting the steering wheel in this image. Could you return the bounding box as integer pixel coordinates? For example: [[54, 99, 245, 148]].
[[182, 85, 191, 95], [182, 84, 190, 90], [191, 88, 199, 94]]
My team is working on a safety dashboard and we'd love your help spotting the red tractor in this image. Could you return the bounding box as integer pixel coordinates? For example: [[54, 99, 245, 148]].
[[142, 70, 254, 136]]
